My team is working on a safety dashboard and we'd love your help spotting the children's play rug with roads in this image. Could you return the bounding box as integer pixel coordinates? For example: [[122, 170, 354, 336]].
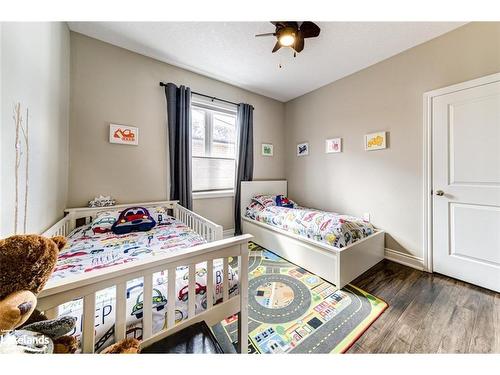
[[212, 242, 387, 354]]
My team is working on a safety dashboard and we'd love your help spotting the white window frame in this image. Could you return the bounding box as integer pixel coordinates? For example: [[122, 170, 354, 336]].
[[191, 98, 237, 199]]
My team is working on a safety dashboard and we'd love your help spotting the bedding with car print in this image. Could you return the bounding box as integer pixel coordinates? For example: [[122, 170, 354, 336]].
[[50, 216, 238, 352], [245, 201, 375, 248]]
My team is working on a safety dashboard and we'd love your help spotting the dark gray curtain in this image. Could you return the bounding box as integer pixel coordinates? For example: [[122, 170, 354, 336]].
[[234, 103, 254, 235], [164, 83, 193, 209]]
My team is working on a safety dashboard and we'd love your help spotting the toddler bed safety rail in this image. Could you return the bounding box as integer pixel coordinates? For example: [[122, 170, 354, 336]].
[[39, 201, 249, 353], [43, 200, 223, 241]]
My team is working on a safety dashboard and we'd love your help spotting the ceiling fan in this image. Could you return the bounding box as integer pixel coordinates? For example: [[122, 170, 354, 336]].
[[255, 21, 321, 56]]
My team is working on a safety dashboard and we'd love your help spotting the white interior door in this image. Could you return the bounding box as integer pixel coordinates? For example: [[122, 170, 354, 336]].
[[432, 79, 500, 292]]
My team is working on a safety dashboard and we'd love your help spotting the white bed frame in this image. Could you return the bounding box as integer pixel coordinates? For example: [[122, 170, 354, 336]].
[[241, 181, 384, 289], [39, 201, 250, 354]]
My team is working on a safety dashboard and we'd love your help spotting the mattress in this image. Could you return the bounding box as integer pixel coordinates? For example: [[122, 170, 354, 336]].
[[51, 216, 238, 352], [245, 203, 375, 248]]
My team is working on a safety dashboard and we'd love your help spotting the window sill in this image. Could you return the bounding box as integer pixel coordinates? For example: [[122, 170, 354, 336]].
[[192, 190, 235, 200]]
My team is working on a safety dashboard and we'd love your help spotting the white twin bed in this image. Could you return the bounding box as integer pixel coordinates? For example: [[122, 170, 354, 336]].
[[37, 182, 384, 354], [241, 180, 385, 289], [39, 201, 250, 353]]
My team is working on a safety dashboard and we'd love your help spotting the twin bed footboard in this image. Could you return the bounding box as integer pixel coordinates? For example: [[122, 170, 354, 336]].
[[40, 201, 249, 354], [37, 235, 250, 353]]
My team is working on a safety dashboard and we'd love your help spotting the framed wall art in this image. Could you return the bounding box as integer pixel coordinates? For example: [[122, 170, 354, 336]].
[[262, 143, 274, 156], [297, 142, 309, 156], [325, 138, 342, 153], [109, 123, 139, 146], [365, 131, 386, 151]]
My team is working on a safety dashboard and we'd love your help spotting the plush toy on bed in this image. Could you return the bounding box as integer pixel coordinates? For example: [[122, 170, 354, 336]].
[[111, 206, 156, 235], [275, 195, 295, 208], [0, 234, 79, 353]]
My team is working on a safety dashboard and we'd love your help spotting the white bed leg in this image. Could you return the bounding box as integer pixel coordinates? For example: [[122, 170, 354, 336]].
[[336, 254, 342, 290]]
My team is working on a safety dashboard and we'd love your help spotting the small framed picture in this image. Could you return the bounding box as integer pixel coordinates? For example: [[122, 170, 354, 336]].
[[365, 131, 387, 151], [262, 143, 274, 156], [325, 138, 342, 153], [297, 142, 309, 157], [109, 124, 139, 145]]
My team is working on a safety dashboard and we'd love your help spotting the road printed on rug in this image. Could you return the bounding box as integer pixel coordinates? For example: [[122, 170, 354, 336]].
[[213, 242, 387, 354]]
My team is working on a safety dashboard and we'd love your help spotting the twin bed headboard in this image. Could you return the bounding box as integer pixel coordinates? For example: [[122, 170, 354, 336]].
[[43, 201, 178, 237], [240, 180, 287, 218]]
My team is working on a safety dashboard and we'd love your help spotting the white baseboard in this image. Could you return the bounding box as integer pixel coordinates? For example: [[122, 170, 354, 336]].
[[223, 229, 235, 239], [384, 248, 424, 271]]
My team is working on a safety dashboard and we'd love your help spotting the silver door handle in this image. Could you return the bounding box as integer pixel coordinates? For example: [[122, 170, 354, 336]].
[[435, 190, 445, 196]]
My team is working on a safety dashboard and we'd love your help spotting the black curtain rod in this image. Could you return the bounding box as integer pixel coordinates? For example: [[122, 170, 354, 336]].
[[159, 81, 242, 108]]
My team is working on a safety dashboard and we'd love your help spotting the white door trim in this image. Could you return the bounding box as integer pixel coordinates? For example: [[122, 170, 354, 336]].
[[422, 71, 500, 272]]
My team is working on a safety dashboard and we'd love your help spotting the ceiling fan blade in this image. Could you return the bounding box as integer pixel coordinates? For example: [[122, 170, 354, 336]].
[[299, 21, 320, 38], [294, 35, 305, 53], [255, 32, 276, 37], [272, 41, 281, 53], [271, 21, 298, 29]]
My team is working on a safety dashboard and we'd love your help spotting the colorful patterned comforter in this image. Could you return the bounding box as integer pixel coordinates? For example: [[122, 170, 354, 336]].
[[51, 216, 238, 352], [245, 203, 375, 248]]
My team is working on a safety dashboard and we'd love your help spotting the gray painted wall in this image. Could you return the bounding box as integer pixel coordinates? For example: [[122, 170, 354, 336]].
[[1, 22, 70, 236], [284, 22, 500, 260], [68, 32, 285, 229]]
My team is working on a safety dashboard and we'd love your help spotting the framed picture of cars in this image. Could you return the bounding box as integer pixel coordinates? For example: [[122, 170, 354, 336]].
[[109, 123, 139, 145]]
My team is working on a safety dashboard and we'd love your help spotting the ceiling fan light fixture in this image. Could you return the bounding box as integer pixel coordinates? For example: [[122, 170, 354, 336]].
[[259, 22, 320, 54], [278, 28, 296, 47]]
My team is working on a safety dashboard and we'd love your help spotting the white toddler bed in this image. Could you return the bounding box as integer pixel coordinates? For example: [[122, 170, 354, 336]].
[[241, 181, 384, 289], [39, 201, 251, 353]]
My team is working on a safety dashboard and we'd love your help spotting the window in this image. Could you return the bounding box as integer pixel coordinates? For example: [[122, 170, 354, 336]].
[[191, 103, 237, 193]]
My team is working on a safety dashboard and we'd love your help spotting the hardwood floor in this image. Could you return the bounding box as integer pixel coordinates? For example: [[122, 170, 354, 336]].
[[347, 260, 500, 354]]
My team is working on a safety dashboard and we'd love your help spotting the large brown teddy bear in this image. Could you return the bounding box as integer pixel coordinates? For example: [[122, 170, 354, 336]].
[[0, 234, 141, 354], [0, 234, 78, 353]]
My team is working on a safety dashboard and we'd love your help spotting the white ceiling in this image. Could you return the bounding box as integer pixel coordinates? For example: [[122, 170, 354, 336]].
[[68, 22, 466, 102]]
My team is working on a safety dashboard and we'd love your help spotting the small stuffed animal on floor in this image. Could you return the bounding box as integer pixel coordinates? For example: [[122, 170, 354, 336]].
[[101, 338, 141, 354], [0, 234, 77, 353]]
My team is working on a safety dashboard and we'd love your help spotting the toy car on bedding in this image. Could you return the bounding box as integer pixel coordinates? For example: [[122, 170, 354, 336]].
[[111, 207, 156, 235]]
